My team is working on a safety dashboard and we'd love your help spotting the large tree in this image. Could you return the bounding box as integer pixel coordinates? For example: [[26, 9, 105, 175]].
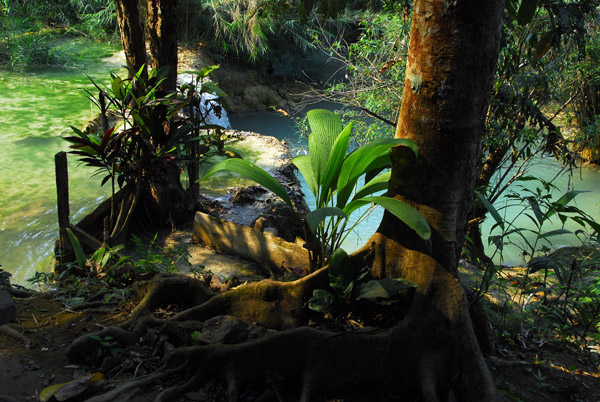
[[146, 0, 178, 92], [367, 0, 506, 399], [115, 0, 147, 82], [68, 1, 506, 401], [115, 0, 178, 92]]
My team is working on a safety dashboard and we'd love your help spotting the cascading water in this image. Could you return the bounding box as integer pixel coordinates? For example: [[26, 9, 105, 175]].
[[177, 73, 231, 129]]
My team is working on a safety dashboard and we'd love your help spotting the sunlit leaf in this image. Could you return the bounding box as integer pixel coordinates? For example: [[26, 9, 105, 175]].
[[307, 109, 342, 187], [66, 228, 87, 268], [292, 154, 317, 196], [336, 138, 416, 208], [344, 196, 430, 240], [354, 171, 391, 200], [319, 122, 352, 205]]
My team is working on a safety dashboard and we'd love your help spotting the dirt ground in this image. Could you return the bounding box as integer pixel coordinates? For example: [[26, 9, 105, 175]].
[[1, 290, 599, 402]]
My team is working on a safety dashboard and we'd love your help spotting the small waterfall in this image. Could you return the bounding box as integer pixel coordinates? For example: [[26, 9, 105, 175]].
[[177, 73, 231, 129]]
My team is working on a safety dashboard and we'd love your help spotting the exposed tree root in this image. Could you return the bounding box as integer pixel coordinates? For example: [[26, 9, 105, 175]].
[[172, 266, 329, 329], [68, 254, 498, 402]]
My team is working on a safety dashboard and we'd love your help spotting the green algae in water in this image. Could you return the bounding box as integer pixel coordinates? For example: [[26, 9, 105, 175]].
[[0, 39, 123, 284]]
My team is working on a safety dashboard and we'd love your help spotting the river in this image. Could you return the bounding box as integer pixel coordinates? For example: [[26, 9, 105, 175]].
[[1, 41, 599, 285], [0, 40, 121, 284]]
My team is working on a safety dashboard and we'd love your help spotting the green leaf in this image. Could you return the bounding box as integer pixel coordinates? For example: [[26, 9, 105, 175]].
[[539, 228, 572, 239], [319, 122, 352, 206], [199, 158, 293, 209], [354, 171, 391, 200], [66, 228, 87, 268], [525, 196, 544, 225], [336, 138, 417, 208], [90, 247, 107, 264], [344, 196, 431, 240], [292, 154, 317, 197], [201, 81, 227, 98], [327, 248, 354, 299], [308, 289, 335, 313], [517, 0, 537, 26], [180, 64, 220, 78], [475, 191, 505, 231], [306, 207, 346, 234], [364, 154, 391, 183], [307, 109, 342, 187], [110, 74, 126, 100], [556, 190, 587, 207]]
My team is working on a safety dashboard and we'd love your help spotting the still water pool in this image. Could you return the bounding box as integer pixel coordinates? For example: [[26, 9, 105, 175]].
[[0, 40, 122, 284]]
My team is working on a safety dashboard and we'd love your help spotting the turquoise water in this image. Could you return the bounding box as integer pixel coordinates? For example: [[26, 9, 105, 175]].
[[0, 40, 123, 284]]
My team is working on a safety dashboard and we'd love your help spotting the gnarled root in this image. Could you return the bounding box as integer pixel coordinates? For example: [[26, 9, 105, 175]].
[[75, 301, 496, 401], [68, 247, 497, 402], [67, 268, 329, 373]]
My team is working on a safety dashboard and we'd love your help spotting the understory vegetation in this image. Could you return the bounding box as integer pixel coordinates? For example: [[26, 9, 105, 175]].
[[1, 1, 600, 401]]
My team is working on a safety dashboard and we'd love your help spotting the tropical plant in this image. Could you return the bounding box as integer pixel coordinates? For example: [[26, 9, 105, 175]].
[[197, 0, 356, 63], [89, 242, 130, 274], [484, 177, 600, 264], [68, 0, 118, 39], [473, 176, 600, 310], [200, 109, 430, 270], [64, 65, 232, 244], [0, 0, 119, 69], [90, 334, 122, 359], [466, 0, 600, 261]]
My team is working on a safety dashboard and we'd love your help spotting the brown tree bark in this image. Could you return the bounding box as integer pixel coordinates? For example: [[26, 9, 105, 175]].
[[115, 0, 147, 83], [367, 0, 506, 400], [147, 0, 179, 93]]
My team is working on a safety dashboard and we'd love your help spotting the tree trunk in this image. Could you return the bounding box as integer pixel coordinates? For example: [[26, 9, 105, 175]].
[[369, 0, 506, 400], [115, 0, 147, 83], [147, 0, 179, 93]]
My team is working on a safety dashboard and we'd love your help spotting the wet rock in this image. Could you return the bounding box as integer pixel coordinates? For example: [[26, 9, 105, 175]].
[[231, 186, 267, 205]]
